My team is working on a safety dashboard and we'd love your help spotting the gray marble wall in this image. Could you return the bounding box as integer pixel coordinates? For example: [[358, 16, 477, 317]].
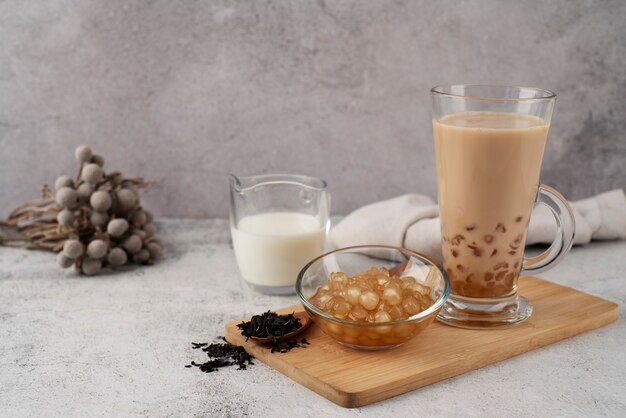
[[1, 0, 624, 218]]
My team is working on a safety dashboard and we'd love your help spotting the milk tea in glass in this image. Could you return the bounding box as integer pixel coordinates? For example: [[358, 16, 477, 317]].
[[431, 85, 575, 329]]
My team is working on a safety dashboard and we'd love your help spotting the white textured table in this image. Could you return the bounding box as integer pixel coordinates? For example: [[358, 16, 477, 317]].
[[1, 219, 624, 417]]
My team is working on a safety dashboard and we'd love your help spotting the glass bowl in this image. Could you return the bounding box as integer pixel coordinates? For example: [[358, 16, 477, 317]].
[[296, 245, 450, 350]]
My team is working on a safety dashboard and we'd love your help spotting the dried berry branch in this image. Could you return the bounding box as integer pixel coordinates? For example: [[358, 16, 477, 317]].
[[0, 145, 162, 275]]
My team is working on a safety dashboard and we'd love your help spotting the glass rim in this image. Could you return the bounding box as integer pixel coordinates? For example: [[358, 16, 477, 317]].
[[296, 244, 451, 327], [230, 173, 328, 193], [431, 84, 556, 102]]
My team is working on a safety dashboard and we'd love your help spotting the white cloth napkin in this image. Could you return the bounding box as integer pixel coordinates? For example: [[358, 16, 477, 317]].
[[329, 189, 626, 265]]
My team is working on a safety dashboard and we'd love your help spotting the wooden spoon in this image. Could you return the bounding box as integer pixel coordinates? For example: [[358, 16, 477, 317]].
[[250, 311, 313, 344]]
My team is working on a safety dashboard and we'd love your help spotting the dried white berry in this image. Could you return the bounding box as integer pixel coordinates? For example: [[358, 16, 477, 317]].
[[62, 239, 83, 259], [75, 145, 93, 163], [54, 176, 74, 191], [55, 187, 79, 209], [116, 188, 137, 212], [122, 235, 142, 254], [90, 191, 112, 212], [56, 252, 74, 268], [87, 239, 108, 259], [132, 229, 147, 240], [133, 249, 150, 263], [107, 247, 127, 267], [81, 163, 103, 184], [90, 211, 109, 228], [148, 238, 163, 248], [107, 218, 129, 237], [91, 154, 104, 167], [76, 182, 94, 202], [144, 210, 154, 223], [82, 258, 102, 275], [131, 210, 147, 226], [146, 241, 162, 260], [110, 173, 123, 186], [142, 223, 156, 237], [57, 209, 74, 227]]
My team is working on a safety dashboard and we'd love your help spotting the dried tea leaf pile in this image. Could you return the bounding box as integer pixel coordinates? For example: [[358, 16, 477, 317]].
[[237, 310, 302, 340], [237, 310, 309, 353], [186, 338, 255, 373], [0, 145, 162, 275], [186, 311, 313, 375]]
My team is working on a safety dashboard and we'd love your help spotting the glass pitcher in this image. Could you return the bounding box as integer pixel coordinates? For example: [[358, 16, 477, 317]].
[[229, 174, 331, 295]]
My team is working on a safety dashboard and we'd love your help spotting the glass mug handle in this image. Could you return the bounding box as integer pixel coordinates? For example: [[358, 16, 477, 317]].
[[522, 184, 576, 274]]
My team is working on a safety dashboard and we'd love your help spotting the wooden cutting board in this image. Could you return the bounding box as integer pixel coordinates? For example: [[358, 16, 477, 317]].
[[224, 276, 618, 408]]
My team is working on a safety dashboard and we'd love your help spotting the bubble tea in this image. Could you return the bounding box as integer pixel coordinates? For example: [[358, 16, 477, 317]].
[[431, 85, 575, 329], [434, 112, 548, 298]]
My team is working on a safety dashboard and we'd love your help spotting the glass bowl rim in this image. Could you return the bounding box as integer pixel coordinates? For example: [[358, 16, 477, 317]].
[[296, 244, 450, 327]]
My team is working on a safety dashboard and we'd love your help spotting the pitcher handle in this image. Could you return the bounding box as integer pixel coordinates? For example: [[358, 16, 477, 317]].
[[521, 184, 576, 274]]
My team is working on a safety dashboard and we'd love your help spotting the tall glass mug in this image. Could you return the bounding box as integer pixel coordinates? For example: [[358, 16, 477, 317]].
[[230, 174, 330, 295], [431, 85, 575, 329]]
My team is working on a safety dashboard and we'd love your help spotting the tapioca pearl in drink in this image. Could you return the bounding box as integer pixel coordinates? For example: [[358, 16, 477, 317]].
[[495, 223, 507, 233], [493, 261, 509, 270], [504, 272, 516, 287], [451, 235, 465, 246], [467, 244, 482, 257]]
